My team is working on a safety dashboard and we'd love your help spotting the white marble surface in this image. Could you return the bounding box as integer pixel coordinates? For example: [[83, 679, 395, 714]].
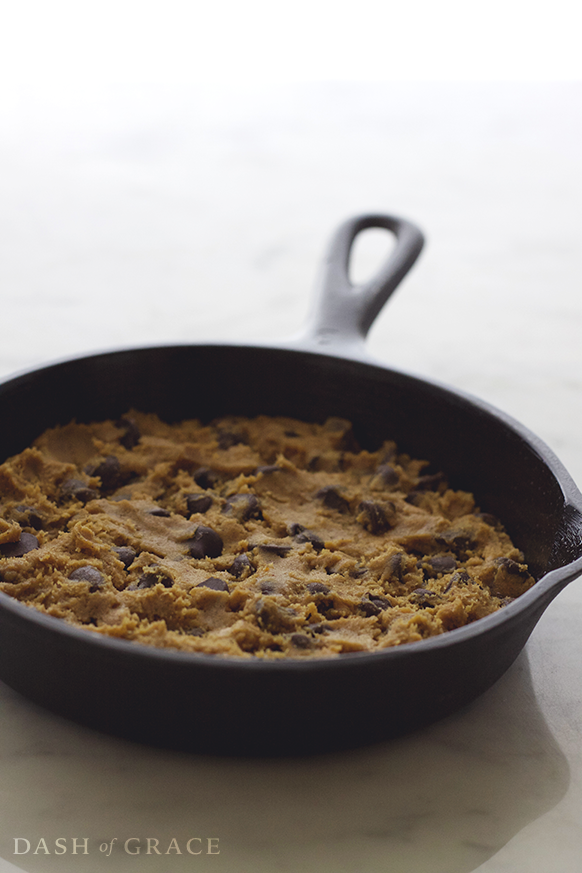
[[1, 82, 582, 872]]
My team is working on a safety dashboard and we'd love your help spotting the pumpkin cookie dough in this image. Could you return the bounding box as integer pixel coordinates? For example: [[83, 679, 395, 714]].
[[0, 412, 535, 658]]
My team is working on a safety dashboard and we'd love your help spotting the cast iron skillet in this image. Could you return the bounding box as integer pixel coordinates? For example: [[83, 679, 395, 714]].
[[1, 214, 582, 757]]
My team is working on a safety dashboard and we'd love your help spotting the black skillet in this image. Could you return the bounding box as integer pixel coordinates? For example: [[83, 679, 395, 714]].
[[1, 214, 581, 756]]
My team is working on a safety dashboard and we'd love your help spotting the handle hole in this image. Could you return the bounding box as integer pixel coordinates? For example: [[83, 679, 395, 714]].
[[348, 226, 396, 287]]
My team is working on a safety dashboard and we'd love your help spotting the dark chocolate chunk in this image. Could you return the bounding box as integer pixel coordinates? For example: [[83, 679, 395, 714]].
[[306, 581, 331, 595], [436, 531, 473, 553], [15, 505, 44, 530], [256, 464, 282, 475], [88, 455, 123, 492], [186, 494, 213, 515], [136, 567, 174, 588], [368, 592, 391, 609], [197, 577, 229, 592], [68, 566, 105, 588], [112, 546, 136, 569], [289, 633, 312, 649], [450, 571, 471, 585], [359, 597, 382, 617], [193, 467, 218, 490], [494, 556, 531, 578], [229, 554, 255, 578], [148, 507, 171, 517], [257, 543, 291, 557], [315, 486, 350, 513], [374, 463, 399, 487], [477, 512, 502, 529], [410, 587, 436, 607], [416, 472, 447, 491], [357, 501, 392, 535], [222, 493, 262, 522], [117, 417, 141, 449], [187, 525, 223, 559], [217, 430, 245, 450], [290, 524, 324, 552], [60, 478, 99, 503], [310, 622, 331, 634], [255, 598, 297, 632], [0, 532, 39, 558], [385, 552, 404, 582], [259, 581, 278, 594], [430, 555, 457, 574]]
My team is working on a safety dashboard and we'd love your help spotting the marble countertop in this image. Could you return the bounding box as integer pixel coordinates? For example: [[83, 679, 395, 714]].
[[1, 81, 582, 873]]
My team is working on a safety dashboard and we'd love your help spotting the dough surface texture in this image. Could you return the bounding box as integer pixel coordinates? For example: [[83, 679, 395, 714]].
[[0, 412, 534, 658]]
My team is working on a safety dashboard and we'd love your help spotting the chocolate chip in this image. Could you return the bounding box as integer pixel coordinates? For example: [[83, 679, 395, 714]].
[[257, 543, 291, 557], [255, 598, 297, 632], [68, 566, 105, 588], [14, 505, 44, 530], [197, 577, 229, 592], [410, 587, 436, 607], [222, 493, 262, 522], [256, 465, 282, 475], [88, 455, 123, 492], [112, 546, 136, 568], [148, 507, 171, 517], [368, 592, 391, 609], [136, 567, 174, 588], [185, 627, 205, 636], [384, 552, 405, 582], [217, 430, 245, 450], [375, 464, 399, 487], [359, 597, 382, 617], [290, 524, 324, 552], [229, 554, 255, 578], [436, 531, 473, 554], [356, 501, 392, 534], [193, 467, 218, 490], [450, 571, 470, 585], [259, 581, 278, 594], [60, 479, 99, 503], [477, 512, 502, 529], [0, 532, 39, 558], [186, 494, 213, 515], [306, 581, 331, 595], [289, 633, 312, 648], [187, 525, 223, 559], [430, 555, 457, 574], [284, 430, 299, 437], [315, 486, 350, 513], [416, 472, 447, 491], [117, 417, 141, 449], [494, 557, 531, 578]]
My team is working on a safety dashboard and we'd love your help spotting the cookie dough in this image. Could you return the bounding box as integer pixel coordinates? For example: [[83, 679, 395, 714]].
[[0, 412, 535, 658]]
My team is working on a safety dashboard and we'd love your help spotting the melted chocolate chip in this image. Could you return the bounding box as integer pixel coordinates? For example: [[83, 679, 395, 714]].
[[222, 493, 262, 522], [315, 486, 350, 513], [187, 525, 223, 559], [306, 581, 331, 595], [117, 417, 141, 449], [197, 577, 229, 592], [60, 479, 99, 504], [112, 546, 136, 569], [193, 467, 218, 490], [0, 532, 39, 558], [186, 494, 213, 515], [68, 566, 105, 588], [229, 554, 255, 578], [357, 501, 392, 535]]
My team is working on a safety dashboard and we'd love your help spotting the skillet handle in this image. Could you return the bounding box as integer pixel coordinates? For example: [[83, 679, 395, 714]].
[[297, 214, 424, 355]]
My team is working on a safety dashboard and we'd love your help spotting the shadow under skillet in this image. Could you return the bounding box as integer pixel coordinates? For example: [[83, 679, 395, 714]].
[[0, 649, 569, 873]]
